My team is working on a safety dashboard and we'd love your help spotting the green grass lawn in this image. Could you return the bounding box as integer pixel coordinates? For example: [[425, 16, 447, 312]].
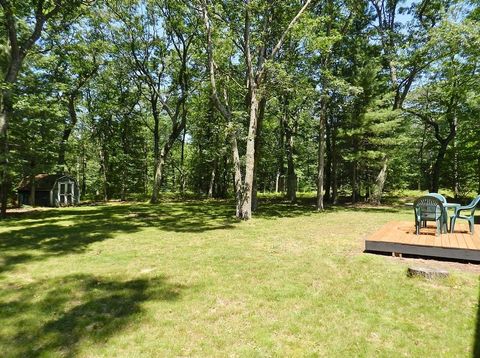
[[0, 198, 479, 357]]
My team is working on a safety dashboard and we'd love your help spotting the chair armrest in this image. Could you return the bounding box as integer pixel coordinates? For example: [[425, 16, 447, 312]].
[[455, 205, 473, 216]]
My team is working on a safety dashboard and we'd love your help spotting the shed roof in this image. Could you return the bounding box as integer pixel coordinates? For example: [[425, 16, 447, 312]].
[[17, 174, 74, 191]]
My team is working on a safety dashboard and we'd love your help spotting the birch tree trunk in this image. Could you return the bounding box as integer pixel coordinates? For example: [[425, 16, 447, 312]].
[[180, 126, 186, 192], [316, 101, 327, 211], [81, 141, 86, 196], [453, 137, 459, 198], [208, 165, 215, 198]]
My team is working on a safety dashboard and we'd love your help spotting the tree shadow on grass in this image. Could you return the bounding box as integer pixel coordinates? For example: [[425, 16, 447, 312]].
[[0, 198, 403, 274], [124, 200, 238, 232], [0, 274, 184, 357], [0, 201, 238, 274], [254, 196, 403, 218]]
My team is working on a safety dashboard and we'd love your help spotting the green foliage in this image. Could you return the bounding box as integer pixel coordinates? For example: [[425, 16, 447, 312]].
[[1, 0, 479, 205]]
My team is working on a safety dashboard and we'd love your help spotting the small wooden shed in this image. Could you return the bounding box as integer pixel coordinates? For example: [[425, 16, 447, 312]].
[[17, 174, 80, 207]]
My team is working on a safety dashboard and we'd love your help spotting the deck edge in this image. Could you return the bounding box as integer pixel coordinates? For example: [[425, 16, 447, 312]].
[[365, 240, 480, 262]]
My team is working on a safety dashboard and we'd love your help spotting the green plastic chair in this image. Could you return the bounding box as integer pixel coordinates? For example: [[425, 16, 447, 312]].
[[427, 193, 449, 228], [414, 196, 447, 235], [449, 195, 480, 234]]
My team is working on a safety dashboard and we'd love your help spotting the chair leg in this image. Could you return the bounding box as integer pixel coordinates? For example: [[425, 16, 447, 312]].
[[469, 218, 474, 235], [450, 217, 456, 233]]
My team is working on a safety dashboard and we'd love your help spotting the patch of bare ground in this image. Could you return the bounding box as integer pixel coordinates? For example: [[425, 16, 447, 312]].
[[385, 255, 480, 274]]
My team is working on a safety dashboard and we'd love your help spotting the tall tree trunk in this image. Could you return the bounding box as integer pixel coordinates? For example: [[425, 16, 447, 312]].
[[208, 164, 215, 198], [58, 95, 78, 173], [370, 155, 388, 204], [180, 126, 186, 192], [352, 161, 358, 203], [120, 166, 126, 201], [430, 142, 448, 193], [152, 128, 186, 203], [238, 88, 260, 220], [99, 146, 108, 201], [280, 95, 298, 203], [418, 123, 427, 190], [331, 125, 338, 204], [150, 106, 161, 203], [0, 96, 11, 216], [276, 110, 285, 193], [283, 100, 296, 203], [285, 132, 296, 203], [453, 137, 459, 198], [231, 133, 243, 217], [324, 119, 332, 203], [316, 99, 327, 210], [252, 97, 266, 211], [0, 87, 15, 216], [219, 154, 228, 198], [423, 112, 457, 193], [81, 141, 86, 197], [143, 140, 149, 195], [0, 58, 20, 217], [201, 0, 312, 220]]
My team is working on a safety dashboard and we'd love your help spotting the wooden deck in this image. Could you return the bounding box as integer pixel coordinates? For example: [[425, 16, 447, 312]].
[[365, 221, 480, 262]]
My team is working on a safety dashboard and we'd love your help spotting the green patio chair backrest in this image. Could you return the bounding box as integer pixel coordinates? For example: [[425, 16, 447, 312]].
[[427, 192, 447, 203], [414, 196, 444, 221]]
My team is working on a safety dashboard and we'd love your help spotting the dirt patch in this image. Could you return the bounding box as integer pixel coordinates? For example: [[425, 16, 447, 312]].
[[385, 255, 480, 274], [5, 207, 51, 217]]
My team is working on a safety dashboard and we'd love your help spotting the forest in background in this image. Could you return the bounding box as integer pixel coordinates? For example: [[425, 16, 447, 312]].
[[0, 0, 479, 219]]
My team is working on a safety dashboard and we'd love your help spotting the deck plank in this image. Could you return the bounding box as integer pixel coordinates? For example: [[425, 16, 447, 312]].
[[457, 234, 468, 249], [440, 234, 449, 248], [463, 234, 475, 250], [472, 234, 480, 250]]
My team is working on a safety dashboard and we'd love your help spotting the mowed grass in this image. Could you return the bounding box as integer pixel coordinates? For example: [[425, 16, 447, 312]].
[[0, 199, 479, 357]]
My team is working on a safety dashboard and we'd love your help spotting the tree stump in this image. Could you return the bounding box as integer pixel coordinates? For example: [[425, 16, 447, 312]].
[[407, 267, 449, 279]]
